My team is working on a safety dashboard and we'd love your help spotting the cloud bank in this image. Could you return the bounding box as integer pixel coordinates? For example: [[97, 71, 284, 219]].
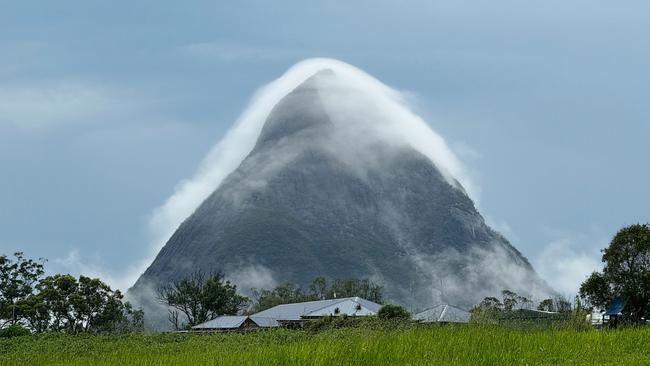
[[535, 238, 603, 296]]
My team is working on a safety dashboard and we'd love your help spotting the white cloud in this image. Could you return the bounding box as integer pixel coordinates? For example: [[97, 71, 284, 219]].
[[52, 250, 148, 292], [0, 81, 124, 130], [484, 216, 518, 243], [180, 42, 299, 62], [535, 238, 603, 296], [453, 141, 482, 161]]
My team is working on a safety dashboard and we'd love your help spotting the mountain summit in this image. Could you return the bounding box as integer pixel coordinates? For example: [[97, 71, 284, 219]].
[[130, 68, 552, 327]]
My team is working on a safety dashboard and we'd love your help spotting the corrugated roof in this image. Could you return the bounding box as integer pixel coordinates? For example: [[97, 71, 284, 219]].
[[192, 316, 248, 329], [249, 316, 279, 327], [303, 298, 379, 317], [253, 297, 381, 320], [192, 297, 382, 330], [413, 304, 470, 323]]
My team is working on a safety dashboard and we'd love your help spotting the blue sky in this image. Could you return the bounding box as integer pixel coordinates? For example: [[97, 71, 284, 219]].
[[1, 1, 648, 294]]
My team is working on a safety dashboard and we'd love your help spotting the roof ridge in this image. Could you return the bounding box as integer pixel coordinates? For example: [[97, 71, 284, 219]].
[[418, 303, 470, 313], [302, 298, 348, 315]]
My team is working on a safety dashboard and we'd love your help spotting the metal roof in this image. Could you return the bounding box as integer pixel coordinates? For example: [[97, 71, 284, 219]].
[[252, 297, 381, 320], [192, 316, 248, 329], [192, 297, 381, 330], [413, 304, 470, 323], [303, 298, 379, 317], [605, 297, 626, 316], [192, 315, 280, 330], [249, 316, 279, 327]]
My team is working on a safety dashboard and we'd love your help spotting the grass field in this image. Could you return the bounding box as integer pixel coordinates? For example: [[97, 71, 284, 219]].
[[1, 324, 649, 365]]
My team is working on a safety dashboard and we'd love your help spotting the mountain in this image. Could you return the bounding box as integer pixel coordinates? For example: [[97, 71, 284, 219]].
[[129, 69, 552, 327]]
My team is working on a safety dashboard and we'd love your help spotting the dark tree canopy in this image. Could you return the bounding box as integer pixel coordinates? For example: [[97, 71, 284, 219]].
[[35, 274, 134, 333], [0, 252, 45, 327], [378, 304, 410, 320], [157, 271, 249, 329], [1, 252, 143, 334], [579, 223, 650, 322]]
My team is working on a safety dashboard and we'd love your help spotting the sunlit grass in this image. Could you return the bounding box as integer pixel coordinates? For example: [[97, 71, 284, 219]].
[[1, 325, 648, 365]]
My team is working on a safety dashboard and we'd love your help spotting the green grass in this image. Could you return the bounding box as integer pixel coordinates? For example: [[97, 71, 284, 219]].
[[1, 325, 649, 365]]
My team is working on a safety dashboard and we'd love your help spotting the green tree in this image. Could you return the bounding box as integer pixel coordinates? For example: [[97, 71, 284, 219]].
[[327, 278, 383, 303], [501, 290, 518, 311], [0, 252, 45, 327], [249, 283, 309, 313], [18, 293, 49, 332], [37, 274, 132, 333], [579, 223, 650, 322], [157, 271, 249, 329], [309, 277, 328, 300], [378, 304, 410, 320], [537, 296, 572, 313], [470, 296, 502, 323]]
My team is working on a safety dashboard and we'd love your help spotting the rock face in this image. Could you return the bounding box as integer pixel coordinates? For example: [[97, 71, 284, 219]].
[[130, 71, 552, 327]]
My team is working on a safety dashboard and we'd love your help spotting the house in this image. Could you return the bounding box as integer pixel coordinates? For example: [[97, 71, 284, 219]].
[[413, 304, 470, 323], [192, 297, 381, 331], [586, 298, 626, 328], [191, 315, 279, 331], [602, 297, 626, 328]]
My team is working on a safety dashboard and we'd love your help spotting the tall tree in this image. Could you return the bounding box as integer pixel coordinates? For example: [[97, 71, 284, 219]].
[[0, 252, 45, 327], [309, 277, 328, 300], [537, 296, 573, 313], [36, 274, 132, 333], [579, 223, 650, 322], [157, 271, 249, 329]]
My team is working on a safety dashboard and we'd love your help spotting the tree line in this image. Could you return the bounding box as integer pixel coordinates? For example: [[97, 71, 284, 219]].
[[0, 252, 142, 334], [5, 223, 646, 333]]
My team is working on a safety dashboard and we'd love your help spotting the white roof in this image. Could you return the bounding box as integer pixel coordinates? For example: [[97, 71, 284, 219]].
[[192, 315, 280, 329], [192, 297, 381, 330], [253, 297, 381, 320], [192, 316, 248, 329], [413, 304, 470, 323]]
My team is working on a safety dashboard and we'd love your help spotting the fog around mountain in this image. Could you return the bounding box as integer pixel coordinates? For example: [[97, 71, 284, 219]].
[[128, 59, 553, 328]]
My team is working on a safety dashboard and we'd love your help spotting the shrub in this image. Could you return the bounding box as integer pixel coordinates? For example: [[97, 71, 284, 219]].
[[304, 314, 365, 332], [0, 324, 31, 338], [378, 304, 410, 321]]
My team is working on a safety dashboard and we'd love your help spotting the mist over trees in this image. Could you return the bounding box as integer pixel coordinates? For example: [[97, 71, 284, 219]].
[[0, 252, 143, 334], [579, 223, 650, 322]]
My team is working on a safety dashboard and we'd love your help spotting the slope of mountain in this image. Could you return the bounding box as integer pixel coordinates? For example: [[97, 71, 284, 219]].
[[129, 70, 552, 327]]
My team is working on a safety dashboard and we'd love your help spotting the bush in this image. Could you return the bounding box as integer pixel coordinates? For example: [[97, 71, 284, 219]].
[[305, 315, 364, 332], [378, 304, 410, 321], [0, 325, 31, 338]]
